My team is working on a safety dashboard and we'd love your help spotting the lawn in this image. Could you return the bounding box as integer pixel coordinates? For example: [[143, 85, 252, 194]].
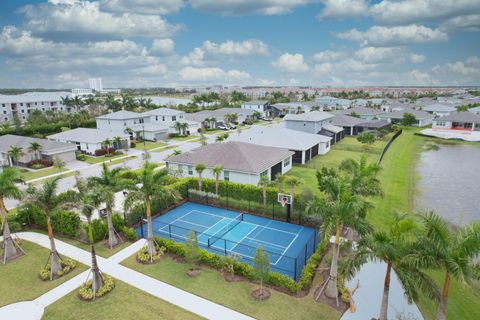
[[152, 145, 177, 153], [122, 255, 340, 320], [20, 167, 69, 181], [42, 278, 201, 320], [134, 141, 167, 151], [105, 155, 136, 167], [0, 240, 87, 307], [171, 135, 196, 142]]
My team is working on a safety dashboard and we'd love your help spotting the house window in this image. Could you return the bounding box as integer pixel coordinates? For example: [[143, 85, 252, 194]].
[[224, 170, 230, 181], [42, 108, 45, 111], [139, 118, 144, 124], [155, 116, 158, 121], [1, 104, 4, 107], [436, 121, 445, 126], [4, 118, 8, 121], [2, 111, 6, 114], [180, 115, 183, 119], [162, 116, 165, 121], [20, 103, 23, 106], [283, 158, 290, 167], [188, 166, 193, 175], [260, 170, 268, 177], [172, 116, 176, 121]]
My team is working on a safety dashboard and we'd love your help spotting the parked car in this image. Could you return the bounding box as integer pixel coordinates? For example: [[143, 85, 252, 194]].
[[261, 117, 272, 122]]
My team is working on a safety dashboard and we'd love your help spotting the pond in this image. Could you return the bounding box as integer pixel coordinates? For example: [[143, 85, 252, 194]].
[[416, 144, 480, 226]]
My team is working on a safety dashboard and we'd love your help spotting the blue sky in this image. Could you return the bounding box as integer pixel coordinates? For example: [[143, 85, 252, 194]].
[[0, 0, 479, 88]]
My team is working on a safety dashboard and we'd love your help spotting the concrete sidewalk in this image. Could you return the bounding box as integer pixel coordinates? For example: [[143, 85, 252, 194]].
[[0, 232, 255, 320]]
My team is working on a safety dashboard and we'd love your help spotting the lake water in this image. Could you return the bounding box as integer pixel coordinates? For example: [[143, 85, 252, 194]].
[[416, 144, 480, 225]]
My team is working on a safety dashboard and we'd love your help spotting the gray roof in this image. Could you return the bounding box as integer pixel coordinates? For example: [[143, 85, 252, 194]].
[[322, 124, 344, 134], [380, 110, 433, 120], [332, 114, 368, 127], [436, 112, 480, 123], [0, 91, 71, 103], [423, 103, 456, 113], [284, 111, 334, 122], [0, 134, 76, 155], [243, 100, 268, 105], [336, 107, 385, 116], [468, 106, 480, 114], [358, 120, 391, 129], [47, 128, 129, 144], [229, 126, 331, 151], [166, 141, 294, 174], [96, 110, 143, 120], [141, 107, 183, 117]]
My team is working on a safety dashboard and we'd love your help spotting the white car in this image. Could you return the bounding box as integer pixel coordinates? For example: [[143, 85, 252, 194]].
[[218, 124, 236, 130]]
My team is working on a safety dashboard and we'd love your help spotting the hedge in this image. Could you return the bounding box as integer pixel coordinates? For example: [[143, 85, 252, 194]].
[[154, 236, 328, 294]]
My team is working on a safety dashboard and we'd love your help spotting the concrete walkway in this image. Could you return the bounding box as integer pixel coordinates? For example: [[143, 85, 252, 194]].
[[0, 232, 254, 320]]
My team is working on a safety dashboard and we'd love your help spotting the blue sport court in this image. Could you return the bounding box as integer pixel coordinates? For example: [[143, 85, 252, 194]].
[[137, 202, 319, 280]]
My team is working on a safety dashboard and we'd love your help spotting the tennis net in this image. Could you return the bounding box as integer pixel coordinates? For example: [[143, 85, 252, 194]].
[[207, 213, 243, 247]]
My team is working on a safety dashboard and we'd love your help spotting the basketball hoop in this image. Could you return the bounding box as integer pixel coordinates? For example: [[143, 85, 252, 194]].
[[280, 198, 287, 207], [277, 193, 292, 207]]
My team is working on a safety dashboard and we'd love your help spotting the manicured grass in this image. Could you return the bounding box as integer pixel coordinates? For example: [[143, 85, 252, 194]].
[[134, 141, 167, 150], [20, 167, 69, 181], [42, 278, 202, 320], [171, 135, 196, 142], [122, 255, 340, 320], [105, 156, 136, 167], [0, 240, 87, 307], [152, 145, 176, 153]]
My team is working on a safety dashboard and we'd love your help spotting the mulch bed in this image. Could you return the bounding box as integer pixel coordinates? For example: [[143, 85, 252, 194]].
[[101, 234, 126, 250], [251, 288, 271, 300]]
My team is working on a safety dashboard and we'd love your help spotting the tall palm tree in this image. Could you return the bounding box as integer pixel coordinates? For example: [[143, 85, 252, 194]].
[[102, 138, 112, 156], [307, 176, 371, 303], [113, 136, 123, 150], [285, 176, 302, 214], [8, 146, 24, 167], [195, 163, 206, 191], [181, 122, 189, 135], [123, 162, 177, 261], [258, 175, 270, 206], [339, 156, 383, 197], [343, 214, 439, 320], [174, 122, 183, 135], [212, 164, 223, 195], [0, 168, 24, 263], [406, 212, 480, 320], [274, 173, 286, 193], [28, 142, 43, 161], [26, 177, 68, 279], [87, 163, 129, 249]]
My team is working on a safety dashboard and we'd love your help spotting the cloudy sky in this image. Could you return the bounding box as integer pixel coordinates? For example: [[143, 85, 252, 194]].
[[0, 0, 479, 88]]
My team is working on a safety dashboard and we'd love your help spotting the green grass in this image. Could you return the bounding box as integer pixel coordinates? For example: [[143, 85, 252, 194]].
[[42, 278, 202, 320], [152, 145, 177, 153], [171, 135, 196, 142], [20, 167, 69, 181], [0, 240, 87, 307], [82, 153, 129, 164], [122, 255, 340, 320], [134, 141, 167, 150], [105, 156, 136, 167]]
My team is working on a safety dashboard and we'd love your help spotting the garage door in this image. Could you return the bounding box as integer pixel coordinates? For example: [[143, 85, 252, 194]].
[[53, 151, 76, 163], [155, 132, 167, 141]]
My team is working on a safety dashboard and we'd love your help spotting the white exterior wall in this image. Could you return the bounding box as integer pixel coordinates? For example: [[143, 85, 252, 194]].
[[285, 119, 332, 134], [241, 103, 267, 116], [148, 112, 185, 127], [96, 117, 145, 136], [0, 99, 73, 123], [432, 120, 453, 129], [318, 141, 331, 155]]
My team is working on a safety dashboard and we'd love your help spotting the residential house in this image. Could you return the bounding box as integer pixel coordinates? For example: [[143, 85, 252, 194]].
[[165, 141, 294, 185], [0, 134, 76, 167], [141, 108, 201, 136], [379, 110, 434, 127], [469, 106, 480, 115], [96, 110, 146, 137], [422, 103, 456, 117], [432, 112, 480, 131], [284, 111, 344, 144], [185, 108, 256, 127], [241, 100, 270, 117], [335, 107, 385, 121], [271, 102, 313, 117], [229, 125, 331, 164], [47, 128, 129, 155]]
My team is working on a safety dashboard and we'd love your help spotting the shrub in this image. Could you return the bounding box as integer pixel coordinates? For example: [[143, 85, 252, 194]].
[[78, 275, 115, 301], [51, 210, 81, 238], [94, 149, 107, 156], [136, 245, 166, 263], [121, 226, 137, 241], [112, 213, 125, 231], [87, 219, 108, 242], [39, 258, 77, 281], [31, 163, 46, 169], [76, 154, 87, 161], [5, 214, 21, 232], [297, 241, 327, 290], [26, 159, 53, 168], [130, 141, 136, 148]]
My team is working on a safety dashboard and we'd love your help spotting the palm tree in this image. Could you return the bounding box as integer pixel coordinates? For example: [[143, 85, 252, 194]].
[[406, 212, 480, 320], [102, 138, 112, 156], [212, 164, 223, 195], [123, 163, 177, 261], [113, 136, 123, 150], [87, 163, 128, 249], [28, 142, 43, 161], [181, 122, 189, 136], [258, 175, 270, 206], [215, 135, 225, 142], [26, 177, 68, 280], [210, 117, 217, 128], [307, 176, 371, 303], [195, 163, 206, 191], [274, 173, 286, 193], [8, 146, 24, 167], [174, 121, 183, 135], [340, 156, 383, 197], [285, 176, 302, 214], [252, 111, 262, 120], [0, 168, 24, 263], [230, 113, 238, 124], [199, 134, 208, 146], [343, 214, 439, 320]]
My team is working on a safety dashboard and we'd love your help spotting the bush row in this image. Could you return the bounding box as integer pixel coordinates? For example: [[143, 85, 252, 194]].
[[26, 159, 53, 168], [0, 119, 96, 137], [154, 236, 328, 294], [94, 147, 115, 157]]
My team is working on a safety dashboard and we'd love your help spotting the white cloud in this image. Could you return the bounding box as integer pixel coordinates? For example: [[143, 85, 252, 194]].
[[20, 0, 181, 40], [432, 56, 480, 78], [272, 53, 309, 73], [178, 66, 250, 83], [189, 0, 312, 15], [318, 0, 369, 20], [410, 53, 426, 64], [202, 39, 269, 56], [370, 0, 479, 25], [337, 24, 448, 46], [313, 50, 347, 62], [99, 0, 184, 15], [354, 46, 425, 64], [256, 78, 276, 86], [313, 62, 333, 76], [440, 14, 480, 32], [150, 39, 175, 56], [180, 47, 206, 66]]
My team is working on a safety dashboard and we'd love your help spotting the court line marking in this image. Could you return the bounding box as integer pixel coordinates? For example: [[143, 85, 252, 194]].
[[273, 227, 303, 266], [244, 237, 287, 250], [153, 210, 196, 232], [197, 218, 227, 239], [183, 209, 299, 236], [229, 225, 258, 253], [176, 219, 211, 230]]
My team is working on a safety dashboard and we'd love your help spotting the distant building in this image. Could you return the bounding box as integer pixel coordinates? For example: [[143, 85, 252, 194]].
[[89, 78, 103, 92], [72, 88, 93, 96], [422, 103, 456, 117], [241, 100, 270, 117], [432, 112, 480, 131], [335, 107, 385, 121], [379, 110, 434, 127]]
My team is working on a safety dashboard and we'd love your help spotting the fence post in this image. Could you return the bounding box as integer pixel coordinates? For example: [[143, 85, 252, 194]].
[[294, 257, 298, 281], [224, 240, 227, 255], [304, 243, 308, 265], [168, 224, 172, 239], [226, 185, 229, 209], [140, 214, 144, 238]]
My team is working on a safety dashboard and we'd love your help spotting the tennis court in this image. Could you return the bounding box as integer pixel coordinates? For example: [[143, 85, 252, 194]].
[[136, 202, 319, 280]]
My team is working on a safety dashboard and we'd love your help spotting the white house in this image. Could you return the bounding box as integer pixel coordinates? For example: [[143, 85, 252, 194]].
[[0, 134, 77, 167], [229, 125, 331, 164], [336, 107, 385, 121], [241, 100, 270, 117], [96, 110, 145, 137], [379, 110, 434, 127], [47, 128, 129, 155], [166, 141, 294, 185], [422, 103, 456, 117], [284, 111, 344, 144], [0, 91, 82, 123], [432, 112, 480, 131], [141, 108, 201, 135], [185, 108, 256, 127]]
